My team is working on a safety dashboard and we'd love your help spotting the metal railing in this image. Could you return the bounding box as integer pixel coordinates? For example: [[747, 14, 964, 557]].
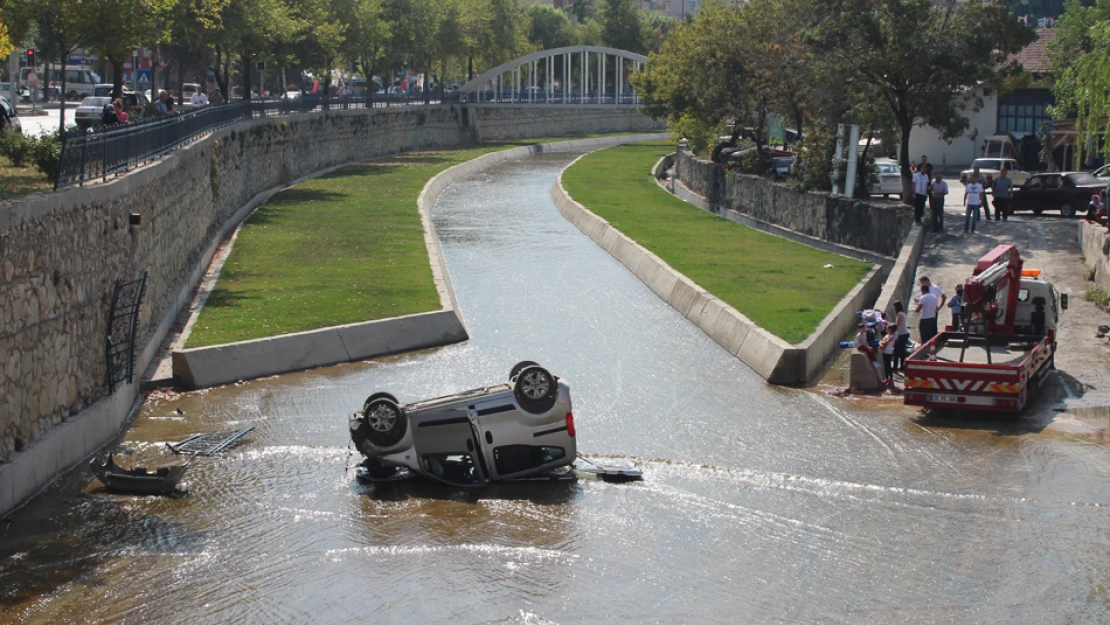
[[55, 91, 461, 189]]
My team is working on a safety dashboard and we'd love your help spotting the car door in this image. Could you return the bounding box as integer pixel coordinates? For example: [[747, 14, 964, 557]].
[[410, 408, 488, 486], [1012, 176, 1041, 212], [472, 395, 571, 480]]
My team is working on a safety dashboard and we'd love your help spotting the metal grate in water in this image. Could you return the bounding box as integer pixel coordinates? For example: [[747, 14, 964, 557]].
[[167, 427, 255, 456]]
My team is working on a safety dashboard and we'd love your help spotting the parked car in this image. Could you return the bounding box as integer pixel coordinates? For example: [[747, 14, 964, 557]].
[[871, 158, 902, 198], [1008, 172, 1103, 217], [74, 96, 113, 129], [348, 362, 577, 486], [0, 96, 21, 134], [771, 156, 794, 181], [181, 83, 202, 99], [1093, 163, 1110, 182], [960, 158, 1030, 187]]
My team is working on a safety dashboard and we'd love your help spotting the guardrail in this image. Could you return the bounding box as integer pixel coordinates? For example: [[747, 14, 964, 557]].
[[55, 92, 460, 189], [461, 93, 639, 105]]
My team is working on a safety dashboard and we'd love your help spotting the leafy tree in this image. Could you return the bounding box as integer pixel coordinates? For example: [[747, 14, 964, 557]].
[[0, 13, 13, 58], [599, 0, 642, 52], [337, 0, 388, 92], [806, 0, 1035, 201], [85, 0, 177, 99], [527, 3, 574, 50], [1047, 0, 1110, 119], [638, 9, 675, 54]]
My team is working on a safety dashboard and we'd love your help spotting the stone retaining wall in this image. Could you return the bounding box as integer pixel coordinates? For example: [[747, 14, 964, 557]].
[[675, 149, 914, 257], [553, 153, 884, 384], [0, 104, 661, 515], [1079, 221, 1110, 295], [467, 105, 663, 142]]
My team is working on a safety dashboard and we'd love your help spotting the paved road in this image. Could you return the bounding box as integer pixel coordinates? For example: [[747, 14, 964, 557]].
[[17, 107, 67, 136]]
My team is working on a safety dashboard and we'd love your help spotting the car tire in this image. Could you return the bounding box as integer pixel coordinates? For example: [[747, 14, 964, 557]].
[[361, 397, 407, 448], [362, 392, 399, 412], [509, 361, 540, 382], [513, 366, 558, 414], [67, 90, 79, 100], [1032, 206, 1044, 215], [1061, 202, 1076, 218]]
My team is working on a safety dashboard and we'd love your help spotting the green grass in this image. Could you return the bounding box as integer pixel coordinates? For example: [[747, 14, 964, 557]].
[[185, 134, 652, 348], [561, 143, 873, 344], [0, 155, 51, 201]]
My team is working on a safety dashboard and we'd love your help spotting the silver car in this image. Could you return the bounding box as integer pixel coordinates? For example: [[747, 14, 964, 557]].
[[349, 362, 577, 486]]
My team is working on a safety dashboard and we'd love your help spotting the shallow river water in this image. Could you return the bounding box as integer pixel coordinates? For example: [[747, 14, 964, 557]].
[[2, 154, 1110, 624]]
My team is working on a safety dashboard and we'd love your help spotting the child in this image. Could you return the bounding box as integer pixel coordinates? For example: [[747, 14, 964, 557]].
[[879, 324, 898, 385], [948, 284, 964, 331]]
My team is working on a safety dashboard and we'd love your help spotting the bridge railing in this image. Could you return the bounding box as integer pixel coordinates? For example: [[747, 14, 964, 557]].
[[55, 92, 461, 189], [460, 92, 638, 105]]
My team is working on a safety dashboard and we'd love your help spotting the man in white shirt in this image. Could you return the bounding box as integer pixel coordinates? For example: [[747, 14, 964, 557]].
[[912, 165, 930, 224], [964, 178, 985, 233], [190, 89, 209, 107], [919, 276, 946, 308], [915, 284, 940, 344]]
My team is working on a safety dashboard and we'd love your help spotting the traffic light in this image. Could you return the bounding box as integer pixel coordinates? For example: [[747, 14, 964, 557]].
[[26, 49, 35, 66]]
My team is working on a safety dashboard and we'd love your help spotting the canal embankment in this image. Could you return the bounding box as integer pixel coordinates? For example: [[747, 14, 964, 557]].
[[0, 104, 663, 516], [172, 134, 665, 389], [555, 143, 882, 384]]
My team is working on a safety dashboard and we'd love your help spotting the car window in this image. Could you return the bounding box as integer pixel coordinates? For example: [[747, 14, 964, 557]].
[[972, 159, 1002, 170], [1070, 173, 1101, 186], [80, 97, 111, 108], [1043, 176, 1060, 189], [1025, 178, 1043, 190], [493, 445, 565, 475], [1017, 289, 1029, 303], [422, 453, 482, 485], [66, 70, 83, 83]]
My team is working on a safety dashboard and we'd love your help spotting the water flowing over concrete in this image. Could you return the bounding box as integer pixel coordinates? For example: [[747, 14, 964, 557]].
[[1, 155, 1108, 624]]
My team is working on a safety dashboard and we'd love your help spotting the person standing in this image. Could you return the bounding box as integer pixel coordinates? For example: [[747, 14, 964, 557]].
[[893, 301, 911, 373], [916, 284, 940, 345], [190, 89, 208, 107], [879, 324, 898, 385], [948, 284, 964, 332], [929, 172, 948, 232], [991, 168, 1013, 222], [964, 176, 984, 233], [919, 276, 946, 308], [913, 165, 930, 224]]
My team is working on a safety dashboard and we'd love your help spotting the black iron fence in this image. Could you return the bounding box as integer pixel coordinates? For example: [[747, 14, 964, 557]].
[[55, 92, 461, 189]]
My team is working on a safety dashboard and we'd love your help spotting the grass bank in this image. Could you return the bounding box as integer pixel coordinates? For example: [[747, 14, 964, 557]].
[[186, 134, 650, 348], [561, 143, 872, 344]]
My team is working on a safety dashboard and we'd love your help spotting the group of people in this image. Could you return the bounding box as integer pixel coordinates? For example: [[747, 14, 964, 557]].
[[855, 276, 964, 386], [1088, 191, 1110, 229], [908, 156, 1016, 235]]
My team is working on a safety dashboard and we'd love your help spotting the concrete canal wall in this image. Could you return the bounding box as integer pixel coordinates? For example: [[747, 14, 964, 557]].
[[0, 105, 663, 515], [553, 153, 885, 384], [1080, 221, 1110, 295], [674, 149, 914, 258]]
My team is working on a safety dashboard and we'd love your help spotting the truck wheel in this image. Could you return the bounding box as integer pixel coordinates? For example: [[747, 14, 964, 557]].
[[513, 366, 558, 414], [509, 361, 539, 382], [362, 398, 407, 447], [1061, 202, 1076, 218]]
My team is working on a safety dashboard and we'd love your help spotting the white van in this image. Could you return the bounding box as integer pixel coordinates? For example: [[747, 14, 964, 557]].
[[22, 65, 100, 99]]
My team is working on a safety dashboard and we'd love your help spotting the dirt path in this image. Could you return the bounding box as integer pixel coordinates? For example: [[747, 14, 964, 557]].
[[910, 210, 1110, 429]]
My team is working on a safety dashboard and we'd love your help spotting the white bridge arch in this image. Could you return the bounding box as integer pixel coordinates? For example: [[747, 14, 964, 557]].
[[459, 46, 647, 105]]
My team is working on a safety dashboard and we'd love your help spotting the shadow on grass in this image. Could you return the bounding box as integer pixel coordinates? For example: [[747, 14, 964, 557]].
[[200, 288, 257, 310], [268, 187, 349, 206]]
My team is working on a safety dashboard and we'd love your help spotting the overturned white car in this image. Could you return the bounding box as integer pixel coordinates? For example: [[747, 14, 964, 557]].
[[352, 362, 623, 487]]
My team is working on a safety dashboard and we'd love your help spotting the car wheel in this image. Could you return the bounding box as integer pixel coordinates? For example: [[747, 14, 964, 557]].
[[883, 194, 889, 199], [362, 392, 399, 412], [1061, 202, 1076, 218], [67, 90, 79, 100], [1032, 206, 1044, 215], [361, 397, 407, 447], [509, 360, 540, 382], [513, 366, 558, 414]]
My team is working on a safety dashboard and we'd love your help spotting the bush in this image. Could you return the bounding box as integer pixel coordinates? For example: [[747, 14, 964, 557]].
[[0, 130, 34, 167], [1086, 287, 1110, 308], [32, 133, 60, 179]]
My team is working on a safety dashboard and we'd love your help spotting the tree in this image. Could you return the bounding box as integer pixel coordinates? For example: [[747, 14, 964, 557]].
[[806, 0, 1035, 202], [527, 3, 574, 50], [599, 0, 642, 52], [337, 0, 389, 93], [0, 13, 13, 59], [1047, 0, 1110, 119], [85, 0, 177, 99], [638, 9, 675, 55]]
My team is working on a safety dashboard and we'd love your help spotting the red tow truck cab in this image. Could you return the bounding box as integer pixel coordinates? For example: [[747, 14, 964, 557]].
[[903, 245, 1066, 413]]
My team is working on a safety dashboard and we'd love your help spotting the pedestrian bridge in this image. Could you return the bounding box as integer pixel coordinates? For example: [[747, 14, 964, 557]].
[[459, 46, 647, 106]]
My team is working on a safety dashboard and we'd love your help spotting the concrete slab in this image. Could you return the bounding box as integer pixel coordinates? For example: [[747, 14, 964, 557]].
[[713, 310, 754, 355], [735, 328, 789, 382], [667, 280, 702, 318]]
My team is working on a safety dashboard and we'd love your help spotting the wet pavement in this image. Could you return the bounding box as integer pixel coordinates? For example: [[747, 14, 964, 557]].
[[2, 154, 1109, 624]]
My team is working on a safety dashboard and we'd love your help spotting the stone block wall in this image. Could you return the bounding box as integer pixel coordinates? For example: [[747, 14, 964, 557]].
[[0, 104, 657, 465], [1080, 221, 1110, 295], [675, 150, 914, 258], [467, 105, 664, 142]]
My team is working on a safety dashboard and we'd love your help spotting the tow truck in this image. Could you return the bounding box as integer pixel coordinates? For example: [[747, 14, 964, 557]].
[[903, 245, 1067, 413]]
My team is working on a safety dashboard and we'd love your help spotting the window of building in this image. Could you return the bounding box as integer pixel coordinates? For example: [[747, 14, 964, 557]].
[[997, 89, 1054, 137]]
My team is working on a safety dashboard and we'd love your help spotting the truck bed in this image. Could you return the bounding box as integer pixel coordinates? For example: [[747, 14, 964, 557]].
[[903, 332, 1054, 412]]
